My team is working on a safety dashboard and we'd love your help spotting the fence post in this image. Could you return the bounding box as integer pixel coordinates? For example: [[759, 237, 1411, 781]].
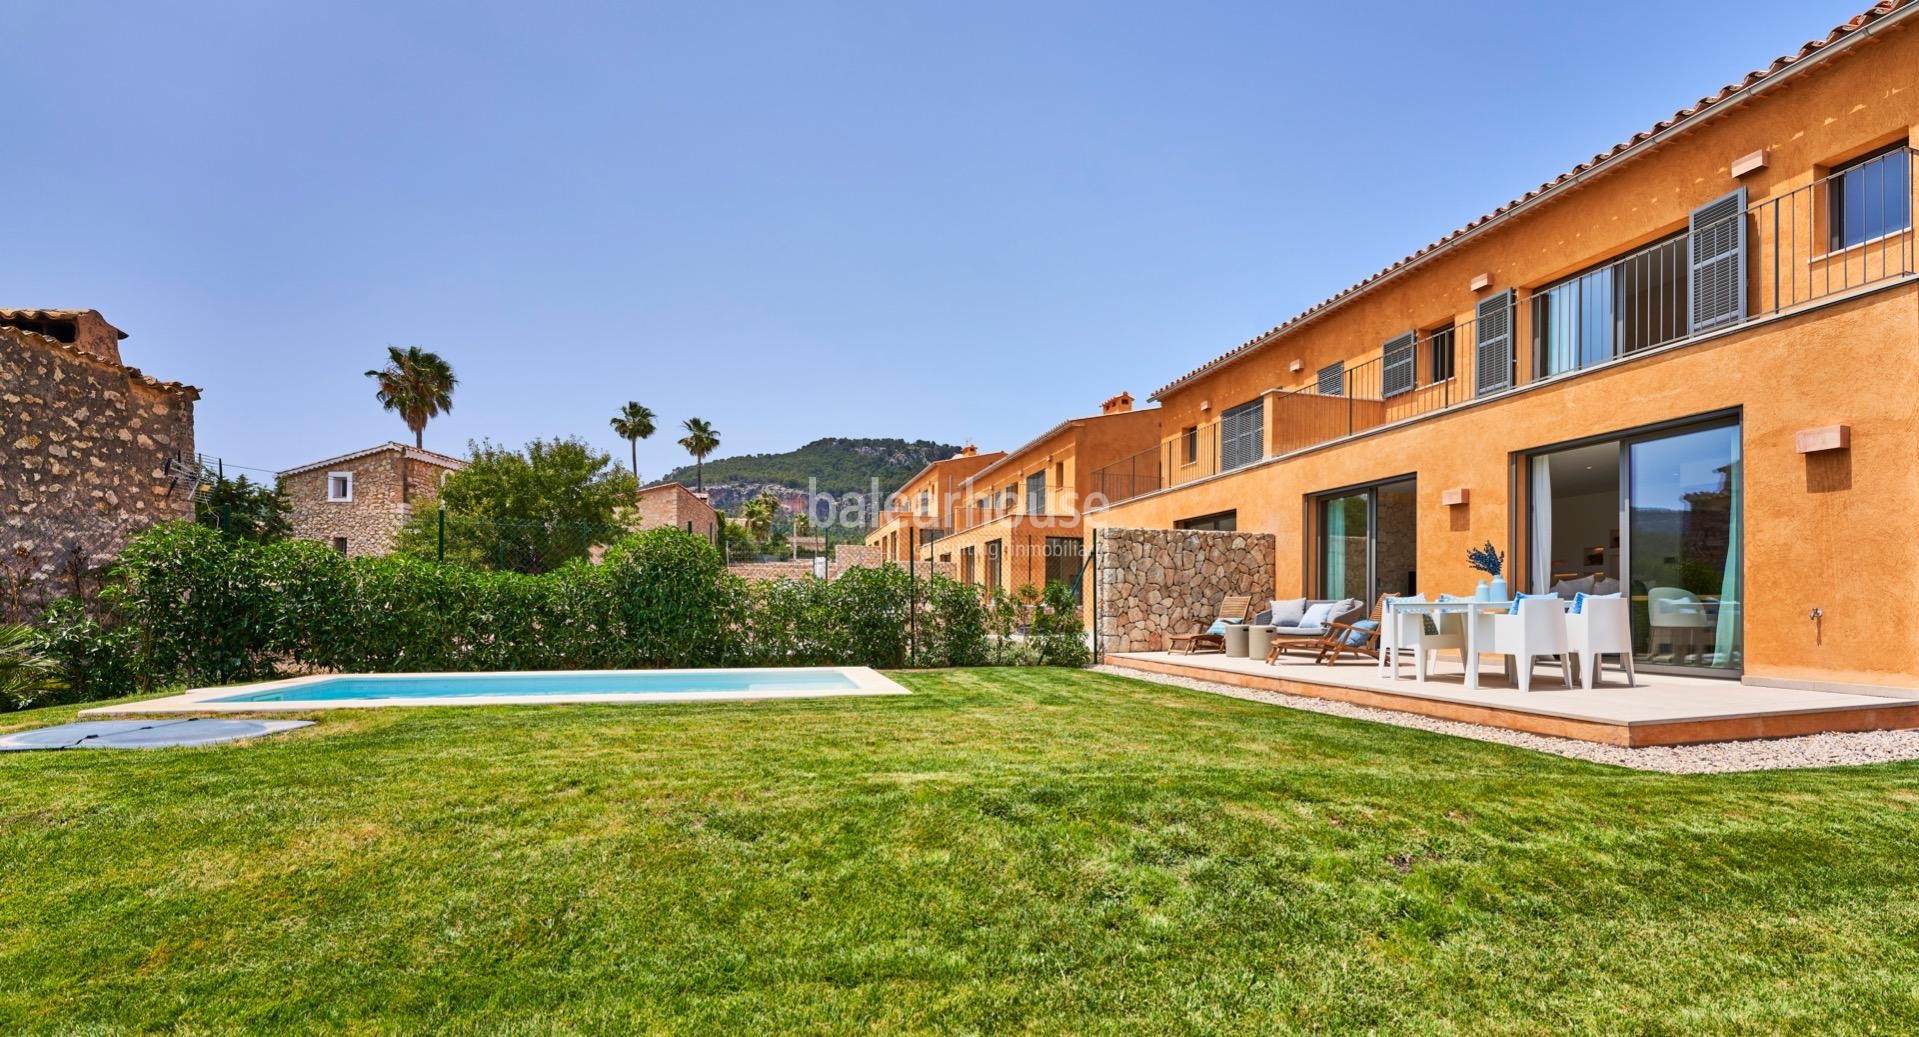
[[908, 525, 918, 666], [437, 509, 445, 563]]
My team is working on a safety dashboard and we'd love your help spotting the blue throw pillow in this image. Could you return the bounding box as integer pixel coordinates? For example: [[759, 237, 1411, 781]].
[[1509, 591, 1546, 615], [1345, 618, 1379, 646], [1206, 619, 1232, 635]]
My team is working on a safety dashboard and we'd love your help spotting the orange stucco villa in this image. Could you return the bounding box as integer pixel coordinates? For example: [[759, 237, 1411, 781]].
[[876, 1, 1919, 713]]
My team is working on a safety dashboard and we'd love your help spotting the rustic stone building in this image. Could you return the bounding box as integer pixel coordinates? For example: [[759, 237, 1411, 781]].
[[633, 482, 720, 545], [0, 308, 199, 607], [279, 443, 465, 557]]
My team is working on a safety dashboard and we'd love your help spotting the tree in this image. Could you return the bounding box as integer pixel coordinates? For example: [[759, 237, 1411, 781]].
[[678, 418, 720, 491], [741, 491, 779, 544], [365, 345, 457, 449], [396, 437, 637, 573], [197, 475, 292, 543], [608, 402, 657, 487]]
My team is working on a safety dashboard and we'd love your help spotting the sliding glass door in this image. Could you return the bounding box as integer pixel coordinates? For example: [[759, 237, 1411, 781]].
[[1627, 424, 1741, 672], [1317, 478, 1416, 603], [1528, 418, 1741, 675]]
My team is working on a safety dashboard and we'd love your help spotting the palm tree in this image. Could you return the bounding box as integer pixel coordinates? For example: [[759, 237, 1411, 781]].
[[741, 491, 778, 543], [608, 402, 657, 486], [678, 418, 719, 491], [365, 346, 457, 449]]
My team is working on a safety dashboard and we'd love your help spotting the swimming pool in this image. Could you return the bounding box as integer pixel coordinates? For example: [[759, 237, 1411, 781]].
[[81, 667, 910, 714]]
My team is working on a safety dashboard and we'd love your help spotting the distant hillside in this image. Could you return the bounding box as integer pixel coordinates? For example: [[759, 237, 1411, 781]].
[[654, 437, 963, 513]]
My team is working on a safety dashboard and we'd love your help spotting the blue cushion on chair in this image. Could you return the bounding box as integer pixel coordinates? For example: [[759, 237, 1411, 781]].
[[1508, 591, 1547, 615], [1345, 619, 1379, 646], [1206, 619, 1229, 636], [1571, 591, 1621, 615]]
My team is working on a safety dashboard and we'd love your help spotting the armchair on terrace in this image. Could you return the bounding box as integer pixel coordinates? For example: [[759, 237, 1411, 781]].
[[1316, 594, 1393, 665], [1167, 595, 1254, 655]]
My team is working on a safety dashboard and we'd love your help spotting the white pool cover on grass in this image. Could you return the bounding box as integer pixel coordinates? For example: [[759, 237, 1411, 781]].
[[0, 718, 314, 752]]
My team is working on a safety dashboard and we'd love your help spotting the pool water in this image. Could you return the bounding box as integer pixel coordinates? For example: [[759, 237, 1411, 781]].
[[211, 669, 861, 703]]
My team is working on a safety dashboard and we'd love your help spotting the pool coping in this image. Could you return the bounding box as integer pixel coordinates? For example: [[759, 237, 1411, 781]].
[[78, 666, 912, 714]]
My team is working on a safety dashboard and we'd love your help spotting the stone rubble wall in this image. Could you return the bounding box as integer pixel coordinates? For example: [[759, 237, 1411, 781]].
[[1094, 528, 1277, 653], [282, 453, 412, 558], [0, 326, 197, 606]]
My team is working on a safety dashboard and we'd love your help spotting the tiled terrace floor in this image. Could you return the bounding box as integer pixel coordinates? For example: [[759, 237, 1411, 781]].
[[1104, 650, 1919, 746]]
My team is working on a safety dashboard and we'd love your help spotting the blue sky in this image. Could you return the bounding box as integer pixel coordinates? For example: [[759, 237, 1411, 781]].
[[5, 0, 1865, 481]]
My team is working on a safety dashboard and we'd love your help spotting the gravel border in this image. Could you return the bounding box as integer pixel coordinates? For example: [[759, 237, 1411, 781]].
[[1092, 664, 1919, 774]]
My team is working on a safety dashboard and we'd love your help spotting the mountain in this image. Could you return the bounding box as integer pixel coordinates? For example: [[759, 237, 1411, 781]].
[[654, 437, 963, 514]]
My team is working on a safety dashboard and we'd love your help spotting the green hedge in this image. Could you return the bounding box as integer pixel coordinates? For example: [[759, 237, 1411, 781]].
[[18, 522, 1085, 703]]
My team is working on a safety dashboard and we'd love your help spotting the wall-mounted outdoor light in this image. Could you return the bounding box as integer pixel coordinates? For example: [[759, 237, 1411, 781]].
[[1794, 425, 1850, 453], [1469, 273, 1492, 292], [1731, 149, 1769, 177], [1440, 487, 1470, 506]]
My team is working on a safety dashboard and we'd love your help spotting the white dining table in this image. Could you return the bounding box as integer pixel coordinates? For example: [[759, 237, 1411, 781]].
[[1380, 598, 1518, 691]]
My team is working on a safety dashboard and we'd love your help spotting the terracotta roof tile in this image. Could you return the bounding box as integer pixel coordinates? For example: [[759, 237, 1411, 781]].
[[1150, 0, 1914, 400]]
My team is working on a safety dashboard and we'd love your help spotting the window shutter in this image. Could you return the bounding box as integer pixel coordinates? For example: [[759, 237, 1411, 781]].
[[1474, 289, 1515, 396], [1689, 187, 1747, 333], [1217, 399, 1264, 471], [1381, 331, 1416, 397], [1316, 362, 1345, 397]]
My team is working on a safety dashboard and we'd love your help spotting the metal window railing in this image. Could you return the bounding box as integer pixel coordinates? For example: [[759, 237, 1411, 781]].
[[1089, 147, 1916, 507]]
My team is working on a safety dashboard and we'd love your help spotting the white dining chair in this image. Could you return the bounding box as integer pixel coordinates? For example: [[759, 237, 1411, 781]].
[[1388, 599, 1465, 681], [1565, 595, 1634, 689], [1476, 596, 1569, 693]]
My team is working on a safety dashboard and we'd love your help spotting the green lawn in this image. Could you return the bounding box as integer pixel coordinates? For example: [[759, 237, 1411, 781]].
[[4, 669, 1918, 1035]]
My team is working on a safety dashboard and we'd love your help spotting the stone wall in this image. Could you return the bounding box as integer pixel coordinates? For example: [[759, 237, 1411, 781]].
[[0, 322, 198, 607], [1093, 527, 1277, 653], [833, 543, 881, 569]]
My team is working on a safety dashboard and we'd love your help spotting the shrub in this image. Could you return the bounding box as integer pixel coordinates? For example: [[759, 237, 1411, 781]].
[[106, 522, 278, 686], [29, 599, 138, 706], [63, 522, 1085, 693], [0, 622, 66, 712], [597, 529, 739, 667]]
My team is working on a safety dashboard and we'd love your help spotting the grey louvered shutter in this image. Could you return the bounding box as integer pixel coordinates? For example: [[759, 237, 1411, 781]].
[[1381, 331, 1416, 397], [1474, 289, 1514, 396], [1217, 399, 1263, 471], [1316, 362, 1345, 397], [1688, 187, 1747, 333]]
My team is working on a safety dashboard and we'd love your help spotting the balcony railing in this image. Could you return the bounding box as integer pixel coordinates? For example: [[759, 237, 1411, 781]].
[[1091, 147, 1916, 507]]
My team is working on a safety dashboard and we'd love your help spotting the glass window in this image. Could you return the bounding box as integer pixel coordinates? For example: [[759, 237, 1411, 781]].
[[1181, 426, 1198, 465], [1533, 234, 1687, 377], [1830, 145, 1913, 251], [1174, 511, 1237, 532], [984, 539, 1003, 590], [1043, 536, 1084, 600], [1629, 424, 1741, 673], [1025, 471, 1046, 515], [1316, 478, 1416, 603], [1428, 323, 1456, 383]]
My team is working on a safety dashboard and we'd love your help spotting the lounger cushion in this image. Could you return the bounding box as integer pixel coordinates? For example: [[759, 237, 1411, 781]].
[[1298, 602, 1337, 629], [1344, 619, 1379, 646], [1268, 598, 1308, 626], [1271, 624, 1325, 636]]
